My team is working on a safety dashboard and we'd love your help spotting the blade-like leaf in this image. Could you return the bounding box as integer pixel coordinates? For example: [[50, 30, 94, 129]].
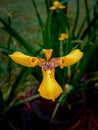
[[0, 17, 36, 54]]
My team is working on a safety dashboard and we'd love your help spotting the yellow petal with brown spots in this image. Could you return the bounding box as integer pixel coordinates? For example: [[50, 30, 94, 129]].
[[38, 68, 63, 101], [58, 49, 83, 68], [9, 52, 39, 67]]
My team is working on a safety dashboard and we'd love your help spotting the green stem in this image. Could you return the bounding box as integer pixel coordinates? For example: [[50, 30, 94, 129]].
[[50, 102, 60, 122], [31, 0, 43, 28], [7, 99, 16, 110], [14, 93, 40, 106], [80, 13, 98, 39], [51, 93, 68, 122], [76, 1, 96, 39], [72, 0, 79, 38], [47, 11, 53, 48], [84, 0, 91, 37], [60, 41, 63, 56], [44, 0, 50, 14], [0, 17, 35, 54]]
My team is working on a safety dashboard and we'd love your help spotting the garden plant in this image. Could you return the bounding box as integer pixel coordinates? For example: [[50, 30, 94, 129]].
[[0, 0, 98, 129]]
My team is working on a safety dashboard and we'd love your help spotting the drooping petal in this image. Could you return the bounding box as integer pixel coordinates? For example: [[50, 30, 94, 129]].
[[38, 68, 63, 101], [9, 52, 39, 67], [58, 49, 83, 68]]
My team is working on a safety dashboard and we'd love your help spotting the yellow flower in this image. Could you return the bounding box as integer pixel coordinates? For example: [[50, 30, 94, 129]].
[[50, 1, 65, 10], [9, 49, 83, 101], [59, 33, 68, 41]]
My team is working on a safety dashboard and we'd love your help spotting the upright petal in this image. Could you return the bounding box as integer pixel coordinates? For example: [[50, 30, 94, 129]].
[[42, 49, 53, 61], [9, 52, 39, 67], [58, 49, 83, 68]]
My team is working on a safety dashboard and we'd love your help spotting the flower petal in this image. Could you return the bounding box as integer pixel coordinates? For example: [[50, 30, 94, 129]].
[[59, 5, 66, 9], [49, 6, 56, 10], [38, 68, 63, 101], [58, 49, 83, 68], [61, 33, 68, 38], [59, 33, 68, 41], [9, 52, 39, 67], [50, 1, 65, 10], [59, 37, 65, 41], [42, 49, 53, 61]]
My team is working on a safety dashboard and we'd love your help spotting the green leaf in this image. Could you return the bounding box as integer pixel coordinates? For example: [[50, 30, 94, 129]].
[[72, 0, 79, 38], [80, 13, 98, 39], [31, 0, 43, 28], [7, 67, 33, 104], [73, 43, 97, 85], [13, 94, 40, 106], [0, 17, 36, 54]]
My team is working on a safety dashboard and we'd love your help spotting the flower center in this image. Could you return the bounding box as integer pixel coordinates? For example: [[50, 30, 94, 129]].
[[42, 62, 54, 70]]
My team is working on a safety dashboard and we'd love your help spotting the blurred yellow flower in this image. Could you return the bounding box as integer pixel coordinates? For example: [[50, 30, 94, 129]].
[[7, 12, 13, 18], [59, 33, 68, 41], [50, 1, 65, 10], [9, 49, 83, 101]]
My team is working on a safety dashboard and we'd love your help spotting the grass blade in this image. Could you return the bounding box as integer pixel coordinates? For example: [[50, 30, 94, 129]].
[[0, 17, 35, 54], [31, 0, 43, 28]]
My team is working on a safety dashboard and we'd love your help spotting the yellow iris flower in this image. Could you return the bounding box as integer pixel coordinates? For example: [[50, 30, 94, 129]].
[[50, 1, 65, 10], [9, 49, 83, 101], [59, 33, 68, 41]]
